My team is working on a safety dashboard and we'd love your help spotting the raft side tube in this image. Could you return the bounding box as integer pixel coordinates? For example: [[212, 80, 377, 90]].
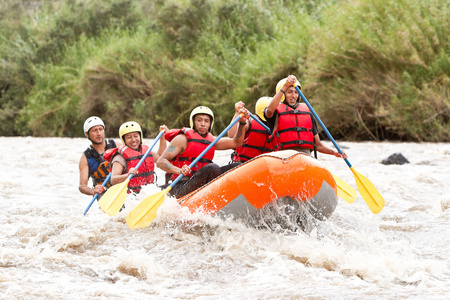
[[178, 150, 338, 219]]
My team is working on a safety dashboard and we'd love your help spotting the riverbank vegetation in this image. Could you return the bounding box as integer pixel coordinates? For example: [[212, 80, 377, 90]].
[[0, 0, 448, 141]]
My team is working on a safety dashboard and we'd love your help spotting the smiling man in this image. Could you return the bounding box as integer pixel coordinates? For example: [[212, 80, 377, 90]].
[[157, 105, 249, 198], [78, 116, 120, 197], [265, 75, 347, 159]]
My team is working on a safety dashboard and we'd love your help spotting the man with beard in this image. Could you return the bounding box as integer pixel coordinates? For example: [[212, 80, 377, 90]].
[[78, 116, 121, 197]]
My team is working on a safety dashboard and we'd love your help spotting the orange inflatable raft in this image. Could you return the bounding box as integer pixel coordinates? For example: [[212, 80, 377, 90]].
[[178, 150, 338, 223]]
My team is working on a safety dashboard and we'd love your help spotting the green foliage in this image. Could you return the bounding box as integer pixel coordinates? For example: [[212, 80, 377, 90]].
[[33, 0, 141, 63], [306, 0, 449, 141], [17, 34, 104, 136], [78, 0, 283, 136], [0, 0, 141, 136], [0, 28, 36, 135], [153, 0, 212, 57], [0, 0, 448, 141]]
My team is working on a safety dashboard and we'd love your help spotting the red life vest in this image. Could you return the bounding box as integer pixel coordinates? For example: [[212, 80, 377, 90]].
[[273, 103, 315, 150], [165, 128, 215, 182], [231, 118, 273, 162], [119, 145, 155, 194], [103, 148, 118, 162]]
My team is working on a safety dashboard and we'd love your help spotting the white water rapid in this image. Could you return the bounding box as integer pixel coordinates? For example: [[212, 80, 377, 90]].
[[1, 137, 449, 299]]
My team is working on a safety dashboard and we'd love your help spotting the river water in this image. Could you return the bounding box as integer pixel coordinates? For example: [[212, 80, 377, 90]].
[[1, 137, 449, 299]]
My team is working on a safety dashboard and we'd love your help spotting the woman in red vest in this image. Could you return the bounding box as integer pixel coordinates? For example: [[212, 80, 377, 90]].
[[109, 121, 168, 194]]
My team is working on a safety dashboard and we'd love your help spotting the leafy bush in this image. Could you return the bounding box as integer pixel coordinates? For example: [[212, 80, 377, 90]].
[[305, 0, 449, 141], [0, 0, 447, 141], [1, 0, 141, 136]]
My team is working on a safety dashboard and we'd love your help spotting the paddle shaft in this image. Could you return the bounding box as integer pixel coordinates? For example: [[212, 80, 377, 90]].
[[248, 112, 271, 132], [294, 85, 384, 213], [294, 86, 352, 168], [83, 172, 111, 215], [169, 115, 243, 188]]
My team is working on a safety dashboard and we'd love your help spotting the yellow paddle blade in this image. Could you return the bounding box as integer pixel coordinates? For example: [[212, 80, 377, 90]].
[[350, 167, 385, 214], [332, 173, 357, 204], [126, 187, 172, 229], [98, 179, 129, 216]]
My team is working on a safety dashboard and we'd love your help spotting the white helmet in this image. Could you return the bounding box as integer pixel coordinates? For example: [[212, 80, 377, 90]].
[[83, 116, 105, 134]]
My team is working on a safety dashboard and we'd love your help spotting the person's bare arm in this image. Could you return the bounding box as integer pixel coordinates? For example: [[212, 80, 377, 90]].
[[156, 134, 188, 175], [265, 75, 298, 118], [156, 125, 169, 156], [216, 108, 250, 150], [110, 156, 136, 185], [79, 154, 97, 196], [227, 101, 247, 137], [314, 135, 347, 159], [265, 91, 283, 119], [114, 139, 123, 147]]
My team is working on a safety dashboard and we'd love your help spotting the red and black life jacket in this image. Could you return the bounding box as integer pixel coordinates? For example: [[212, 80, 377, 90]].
[[84, 139, 117, 187], [231, 118, 273, 162], [119, 145, 155, 194], [273, 103, 315, 150], [165, 128, 215, 182]]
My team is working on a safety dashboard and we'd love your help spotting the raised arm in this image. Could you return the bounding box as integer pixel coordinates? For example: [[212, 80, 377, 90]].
[[265, 75, 298, 118], [152, 125, 169, 161], [227, 101, 248, 137], [114, 139, 123, 147], [215, 108, 250, 150]]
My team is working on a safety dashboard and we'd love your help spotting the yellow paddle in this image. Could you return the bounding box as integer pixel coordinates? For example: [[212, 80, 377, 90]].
[[294, 86, 384, 213], [253, 106, 355, 204], [349, 167, 384, 213], [98, 131, 164, 216], [331, 173, 357, 204], [126, 115, 244, 229]]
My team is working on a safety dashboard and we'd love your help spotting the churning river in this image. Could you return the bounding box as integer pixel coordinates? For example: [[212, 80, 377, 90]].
[[1, 137, 449, 299]]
